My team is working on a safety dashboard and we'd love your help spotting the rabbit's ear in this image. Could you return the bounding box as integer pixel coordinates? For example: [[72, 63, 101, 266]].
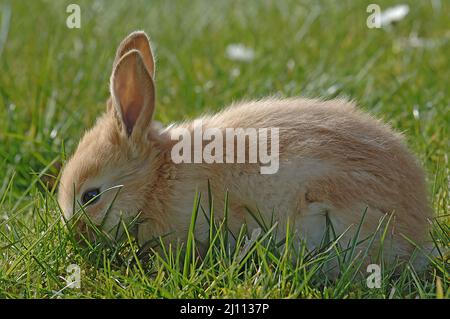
[[114, 31, 155, 78], [110, 50, 155, 137]]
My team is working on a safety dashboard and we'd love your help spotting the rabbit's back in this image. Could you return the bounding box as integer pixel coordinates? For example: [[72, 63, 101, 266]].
[[186, 97, 432, 264]]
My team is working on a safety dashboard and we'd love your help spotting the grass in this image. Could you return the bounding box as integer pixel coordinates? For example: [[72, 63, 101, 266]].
[[0, 0, 449, 298]]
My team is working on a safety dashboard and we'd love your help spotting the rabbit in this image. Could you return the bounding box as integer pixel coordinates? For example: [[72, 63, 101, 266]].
[[58, 31, 433, 274]]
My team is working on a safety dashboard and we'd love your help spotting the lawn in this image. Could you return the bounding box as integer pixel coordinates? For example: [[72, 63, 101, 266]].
[[0, 0, 448, 298]]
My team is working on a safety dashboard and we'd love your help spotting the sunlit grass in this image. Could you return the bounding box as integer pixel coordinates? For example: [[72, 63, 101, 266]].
[[0, 0, 449, 298]]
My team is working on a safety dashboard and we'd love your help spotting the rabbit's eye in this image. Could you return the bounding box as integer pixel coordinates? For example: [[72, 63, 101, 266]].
[[81, 188, 101, 206]]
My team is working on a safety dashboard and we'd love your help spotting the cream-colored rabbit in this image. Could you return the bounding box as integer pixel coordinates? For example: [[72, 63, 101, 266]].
[[58, 31, 433, 272]]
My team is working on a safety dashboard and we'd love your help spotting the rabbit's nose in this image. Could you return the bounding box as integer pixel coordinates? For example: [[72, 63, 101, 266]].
[[75, 219, 86, 233], [72, 220, 87, 242], [73, 220, 98, 243]]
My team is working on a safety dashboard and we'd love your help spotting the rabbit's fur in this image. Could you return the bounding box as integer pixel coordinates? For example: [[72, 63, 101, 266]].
[[58, 31, 433, 272]]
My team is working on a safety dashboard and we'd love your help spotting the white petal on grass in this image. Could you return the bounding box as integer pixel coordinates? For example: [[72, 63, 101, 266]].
[[413, 106, 420, 120], [327, 84, 340, 95], [287, 59, 295, 72], [50, 128, 58, 139], [226, 44, 255, 62], [230, 67, 240, 79], [377, 4, 410, 27], [237, 228, 262, 262], [395, 32, 447, 51]]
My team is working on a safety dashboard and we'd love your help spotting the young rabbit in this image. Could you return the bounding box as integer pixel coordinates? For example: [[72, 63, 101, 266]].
[[58, 31, 433, 273]]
